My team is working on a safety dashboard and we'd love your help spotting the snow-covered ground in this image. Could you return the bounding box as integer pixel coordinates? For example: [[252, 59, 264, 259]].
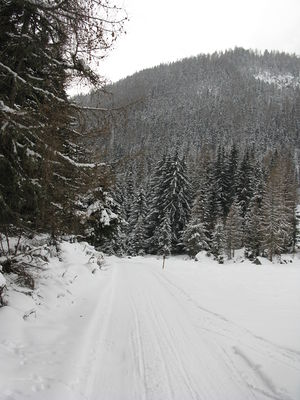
[[0, 242, 300, 400]]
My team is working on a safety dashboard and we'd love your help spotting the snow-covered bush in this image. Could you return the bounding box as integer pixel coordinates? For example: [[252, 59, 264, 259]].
[[76, 188, 123, 254]]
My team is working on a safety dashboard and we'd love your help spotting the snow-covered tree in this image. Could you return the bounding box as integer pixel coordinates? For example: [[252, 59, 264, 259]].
[[183, 219, 209, 257], [128, 189, 148, 255], [77, 187, 123, 254], [147, 152, 191, 253], [0, 0, 126, 234], [224, 198, 243, 259], [244, 165, 264, 258], [235, 149, 254, 218], [211, 219, 225, 258], [261, 154, 297, 260], [153, 213, 172, 256]]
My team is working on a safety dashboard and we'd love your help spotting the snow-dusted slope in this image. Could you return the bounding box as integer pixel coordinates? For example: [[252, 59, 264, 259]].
[[254, 71, 300, 89], [0, 246, 300, 400]]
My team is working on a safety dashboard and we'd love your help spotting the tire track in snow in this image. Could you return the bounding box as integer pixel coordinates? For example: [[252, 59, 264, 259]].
[[145, 294, 200, 400], [133, 288, 175, 400], [153, 269, 300, 369], [83, 264, 118, 400], [138, 264, 253, 400], [151, 268, 299, 399], [130, 294, 148, 400], [233, 346, 293, 400]]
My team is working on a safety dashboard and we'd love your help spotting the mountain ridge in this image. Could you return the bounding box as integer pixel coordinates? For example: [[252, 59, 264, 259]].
[[78, 47, 300, 168]]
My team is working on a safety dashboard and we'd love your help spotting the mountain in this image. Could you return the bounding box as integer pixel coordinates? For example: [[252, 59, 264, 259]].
[[78, 47, 300, 170]]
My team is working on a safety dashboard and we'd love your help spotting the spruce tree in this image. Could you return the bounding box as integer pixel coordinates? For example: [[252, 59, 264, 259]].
[[261, 153, 297, 260], [244, 164, 264, 258], [183, 219, 210, 257], [0, 0, 126, 236], [211, 219, 225, 259], [224, 198, 243, 259], [128, 189, 148, 255], [214, 146, 230, 219], [236, 149, 254, 218], [226, 143, 239, 208], [153, 213, 172, 256], [147, 153, 191, 253]]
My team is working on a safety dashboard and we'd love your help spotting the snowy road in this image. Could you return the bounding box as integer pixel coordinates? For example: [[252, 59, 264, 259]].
[[84, 257, 300, 400], [1, 245, 300, 400]]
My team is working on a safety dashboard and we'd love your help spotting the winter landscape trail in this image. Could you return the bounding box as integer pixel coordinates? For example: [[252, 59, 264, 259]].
[[1, 245, 300, 400], [84, 257, 300, 400]]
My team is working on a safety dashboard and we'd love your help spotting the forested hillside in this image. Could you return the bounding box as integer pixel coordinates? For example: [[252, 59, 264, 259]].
[[76, 48, 300, 259], [80, 48, 300, 164]]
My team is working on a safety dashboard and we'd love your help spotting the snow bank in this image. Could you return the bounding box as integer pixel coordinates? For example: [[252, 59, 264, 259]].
[[0, 240, 108, 400]]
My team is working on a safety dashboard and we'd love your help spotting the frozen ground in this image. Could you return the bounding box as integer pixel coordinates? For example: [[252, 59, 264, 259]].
[[0, 242, 300, 400]]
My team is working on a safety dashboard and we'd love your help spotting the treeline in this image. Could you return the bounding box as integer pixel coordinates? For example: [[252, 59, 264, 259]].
[[113, 145, 298, 261]]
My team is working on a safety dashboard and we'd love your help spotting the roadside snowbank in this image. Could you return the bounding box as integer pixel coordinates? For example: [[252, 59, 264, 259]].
[[0, 241, 109, 400]]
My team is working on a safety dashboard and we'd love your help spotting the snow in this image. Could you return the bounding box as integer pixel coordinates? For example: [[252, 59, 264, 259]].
[[254, 71, 300, 89], [0, 244, 300, 400], [26, 148, 42, 159], [0, 100, 16, 114], [0, 272, 6, 288], [100, 208, 118, 226], [56, 151, 98, 169]]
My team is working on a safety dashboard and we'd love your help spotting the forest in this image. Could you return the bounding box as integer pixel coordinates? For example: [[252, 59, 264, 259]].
[[0, 0, 299, 299], [77, 48, 300, 262]]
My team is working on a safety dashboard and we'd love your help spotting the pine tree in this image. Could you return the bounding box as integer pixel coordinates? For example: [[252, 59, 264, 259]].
[[78, 187, 123, 254], [131, 216, 147, 255], [236, 149, 254, 218], [214, 146, 230, 219], [145, 155, 168, 252], [128, 189, 148, 255], [244, 197, 263, 258], [226, 143, 239, 208], [224, 198, 243, 259], [202, 161, 219, 239], [211, 219, 225, 259], [244, 164, 264, 258], [183, 219, 210, 257], [147, 153, 191, 253], [0, 0, 126, 236], [153, 213, 172, 256], [261, 153, 297, 260]]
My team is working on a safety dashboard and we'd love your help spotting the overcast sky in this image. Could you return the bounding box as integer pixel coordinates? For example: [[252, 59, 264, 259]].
[[71, 0, 300, 94], [100, 0, 300, 80]]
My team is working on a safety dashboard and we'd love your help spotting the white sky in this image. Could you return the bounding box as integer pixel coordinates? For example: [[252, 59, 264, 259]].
[[71, 0, 300, 94]]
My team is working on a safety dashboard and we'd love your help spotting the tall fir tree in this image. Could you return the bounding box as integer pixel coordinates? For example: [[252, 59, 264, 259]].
[[147, 152, 191, 253], [211, 219, 225, 259], [0, 0, 126, 237], [224, 198, 243, 259], [152, 212, 172, 256]]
